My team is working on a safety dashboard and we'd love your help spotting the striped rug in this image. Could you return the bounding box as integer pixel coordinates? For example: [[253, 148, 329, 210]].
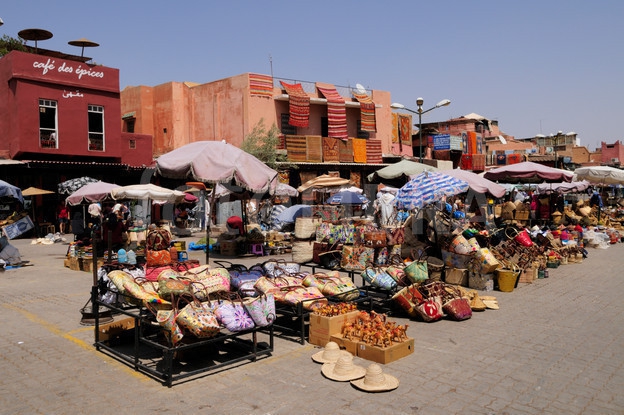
[[285, 135, 308, 162], [316, 83, 348, 140], [280, 81, 310, 127], [306, 136, 323, 162], [366, 139, 383, 164], [249, 73, 274, 97], [352, 91, 376, 132]]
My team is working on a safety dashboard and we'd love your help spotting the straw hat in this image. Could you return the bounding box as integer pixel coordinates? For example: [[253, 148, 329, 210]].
[[351, 363, 399, 392], [470, 293, 487, 311], [312, 342, 352, 364], [480, 296, 499, 310], [321, 354, 366, 382]]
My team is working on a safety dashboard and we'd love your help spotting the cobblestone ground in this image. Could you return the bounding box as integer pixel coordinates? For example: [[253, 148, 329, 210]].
[[0, 235, 623, 415]]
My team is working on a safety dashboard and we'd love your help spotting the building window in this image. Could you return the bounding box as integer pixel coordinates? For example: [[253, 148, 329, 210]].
[[321, 117, 328, 138], [356, 120, 370, 139], [88, 105, 105, 151], [280, 113, 297, 135], [124, 118, 135, 133], [129, 139, 136, 149], [39, 99, 58, 149]]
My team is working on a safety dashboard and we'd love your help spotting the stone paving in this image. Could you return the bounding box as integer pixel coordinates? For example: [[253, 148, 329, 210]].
[[0, 235, 623, 415]]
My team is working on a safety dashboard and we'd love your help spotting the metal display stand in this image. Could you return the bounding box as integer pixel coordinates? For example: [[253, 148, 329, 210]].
[[93, 300, 274, 387]]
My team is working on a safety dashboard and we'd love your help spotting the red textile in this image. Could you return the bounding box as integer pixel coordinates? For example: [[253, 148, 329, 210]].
[[352, 91, 376, 132], [316, 83, 348, 140], [280, 81, 310, 127]]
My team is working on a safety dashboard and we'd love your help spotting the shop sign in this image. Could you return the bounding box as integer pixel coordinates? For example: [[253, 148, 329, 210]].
[[433, 134, 450, 150]]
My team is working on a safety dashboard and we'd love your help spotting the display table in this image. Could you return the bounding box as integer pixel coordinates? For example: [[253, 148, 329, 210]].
[[93, 300, 274, 387]]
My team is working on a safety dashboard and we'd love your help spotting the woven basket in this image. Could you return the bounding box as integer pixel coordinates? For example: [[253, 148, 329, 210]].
[[291, 239, 314, 263], [294, 217, 321, 239]]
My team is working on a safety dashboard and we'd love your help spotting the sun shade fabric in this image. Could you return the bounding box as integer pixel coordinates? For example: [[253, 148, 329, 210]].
[[297, 174, 351, 193], [395, 171, 470, 211], [434, 169, 506, 198], [65, 181, 119, 205], [155, 141, 278, 194], [483, 161, 574, 183], [0, 180, 24, 205], [367, 159, 438, 182], [248, 73, 274, 97], [280, 81, 310, 127], [111, 184, 186, 204], [573, 165, 624, 185], [352, 91, 376, 132], [316, 83, 348, 140]]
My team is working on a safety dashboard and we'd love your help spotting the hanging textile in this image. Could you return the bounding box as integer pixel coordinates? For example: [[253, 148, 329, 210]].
[[353, 138, 368, 163], [306, 136, 323, 163], [366, 140, 383, 164], [249, 74, 274, 98], [391, 113, 400, 143], [339, 139, 354, 162], [316, 83, 348, 140], [399, 114, 412, 147], [278, 170, 290, 184], [323, 137, 340, 162], [280, 81, 310, 127], [352, 91, 376, 132], [285, 136, 308, 162], [350, 171, 361, 188]]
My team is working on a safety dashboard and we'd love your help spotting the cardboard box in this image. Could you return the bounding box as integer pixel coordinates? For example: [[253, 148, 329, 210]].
[[357, 337, 414, 364], [330, 334, 359, 355], [69, 257, 80, 271], [97, 316, 136, 342], [308, 310, 359, 347]]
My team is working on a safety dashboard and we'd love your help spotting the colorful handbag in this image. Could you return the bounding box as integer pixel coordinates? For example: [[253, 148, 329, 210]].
[[158, 277, 192, 298], [386, 226, 405, 246], [443, 297, 473, 321], [414, 296, 444, 322], [214, 297, 255, 332], [364, 230, 387, 248], [340, 245, 374, 271], [146, 249, 172, 267], [391, 284, 424, 317], [404, 250, 429, 284], [361, 267, 398, 291], [229, 269, 263, 290], [156, 308, 184, 345], [107, 270, 168, 306], [176, 299, 221, 338], [262, 259, 301, 277], [280, 285, 328, 311], [189, 268, 231, 300], [253, 275, 303, 301], [243, 293, 276, 327], [302, 272, 359, 301]]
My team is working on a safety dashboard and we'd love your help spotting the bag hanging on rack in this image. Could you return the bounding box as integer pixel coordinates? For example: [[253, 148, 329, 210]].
[[243, 292, 276, 327], [404, 250, 429, 284], [361, 266, 398, 291], [156, 308, 184, 345], [364, 230, 388, 248], [340, 245, 375, 271], [176, 298, 221, 338], [158, 276, 192, 298], [189, 268, 231, 300], [280, 285, 328, 310], [214, 295, 256, 332], [262, 259, 301, 277]]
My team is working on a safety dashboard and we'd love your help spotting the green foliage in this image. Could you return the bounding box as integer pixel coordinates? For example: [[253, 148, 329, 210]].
[[0, 35, 26, 57], [241, 118, 296, 170]]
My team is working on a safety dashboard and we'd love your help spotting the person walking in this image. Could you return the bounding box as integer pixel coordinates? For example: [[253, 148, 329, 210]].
[[57, 202, 69, 234]]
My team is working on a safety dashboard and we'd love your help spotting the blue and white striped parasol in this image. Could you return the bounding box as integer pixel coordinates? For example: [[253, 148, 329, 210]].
[[395, 171, 470, 211]]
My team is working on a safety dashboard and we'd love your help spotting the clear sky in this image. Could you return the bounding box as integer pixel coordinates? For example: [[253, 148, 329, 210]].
[[2, 1, 622, 151]]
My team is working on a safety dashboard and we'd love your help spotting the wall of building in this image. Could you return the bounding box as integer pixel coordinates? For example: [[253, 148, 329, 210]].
[[600, 141, 624, 164]]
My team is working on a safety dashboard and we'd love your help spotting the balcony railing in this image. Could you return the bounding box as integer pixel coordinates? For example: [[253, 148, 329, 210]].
[[272, 77, 371, 99]]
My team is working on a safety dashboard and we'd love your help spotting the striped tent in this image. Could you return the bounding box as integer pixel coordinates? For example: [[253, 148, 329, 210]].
[[395, 171, 469, 211]]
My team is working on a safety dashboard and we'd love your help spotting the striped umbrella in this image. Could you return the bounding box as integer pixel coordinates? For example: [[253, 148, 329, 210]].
[[395, 171, 470, 211]]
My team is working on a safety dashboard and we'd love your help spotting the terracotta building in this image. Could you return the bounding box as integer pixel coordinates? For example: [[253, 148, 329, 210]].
[[121, 74, 411, 191]]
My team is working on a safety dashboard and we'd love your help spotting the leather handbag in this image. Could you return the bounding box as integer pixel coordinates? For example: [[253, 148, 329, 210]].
[[243, 293, 276, 327], [364, 230, 387, 248]]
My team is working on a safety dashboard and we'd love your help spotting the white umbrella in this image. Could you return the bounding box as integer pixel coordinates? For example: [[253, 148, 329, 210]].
[[111, 184, 186, 204], [573, 166, 624, 185]]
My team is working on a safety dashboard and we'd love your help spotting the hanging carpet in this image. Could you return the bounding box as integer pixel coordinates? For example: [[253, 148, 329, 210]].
[[316, 83, 348, 140], [306, 136, 323, 163], [339, 138, 354, 162], [353, 138, 368, 163], [280, 81, 310, 127], [249, 73, 274, 98], [323, 137, 340, 162], [285, 136, 308, 162], [352, 91, 376, 132], [366, 140, 383, 164]]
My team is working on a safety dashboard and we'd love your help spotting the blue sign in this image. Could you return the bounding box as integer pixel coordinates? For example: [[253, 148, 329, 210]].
[[433, 134, 451, 150]]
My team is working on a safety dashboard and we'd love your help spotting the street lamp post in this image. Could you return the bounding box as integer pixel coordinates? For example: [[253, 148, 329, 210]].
[[391, 98, 451, 163]]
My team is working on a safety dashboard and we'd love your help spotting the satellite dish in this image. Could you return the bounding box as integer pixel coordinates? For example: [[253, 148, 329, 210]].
[[498, 135, 507, 145], [355, 83, 367, 94]]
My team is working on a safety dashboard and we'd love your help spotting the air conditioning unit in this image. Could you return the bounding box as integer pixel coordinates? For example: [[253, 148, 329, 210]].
[[611, 158, 620, 163]]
